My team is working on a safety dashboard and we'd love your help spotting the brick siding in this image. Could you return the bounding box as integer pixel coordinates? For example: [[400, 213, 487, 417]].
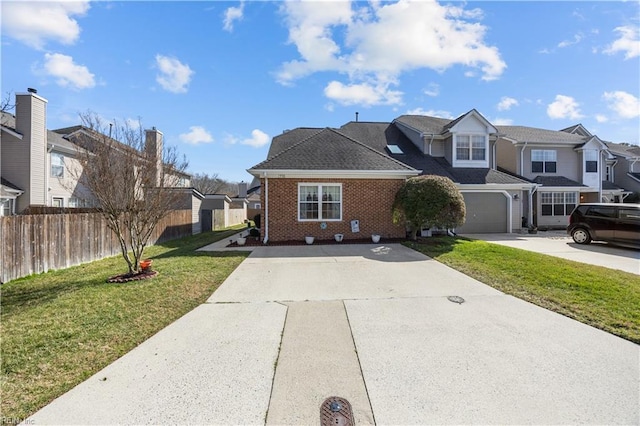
[[260, 178, 406, 242]]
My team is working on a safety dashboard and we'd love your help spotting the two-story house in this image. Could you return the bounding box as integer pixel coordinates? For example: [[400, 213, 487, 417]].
[[248, 109, 536, 243], [0, 89, 191, 216], [248, 109, 636, 242], [496, 123, 633, 228]]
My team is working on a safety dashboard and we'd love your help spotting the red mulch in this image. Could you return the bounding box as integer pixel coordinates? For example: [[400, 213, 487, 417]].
[[228, 237, 406, 247], [107, 270, 158, 283]]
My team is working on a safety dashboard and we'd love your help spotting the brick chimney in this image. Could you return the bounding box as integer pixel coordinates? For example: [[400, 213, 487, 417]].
[[144, 127, 163, 187]]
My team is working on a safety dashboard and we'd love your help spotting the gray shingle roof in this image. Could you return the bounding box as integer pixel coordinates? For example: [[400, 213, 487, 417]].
[[532, 176, 586, 187], [497, 126, 588, 144], [1, 177, 22, 191], [340, 122, 530, 185], [602, 181, 625, 190], [250, 127, 417, 172], [606, 142, 640, 157], [268, 128, 323, 158], [394, 115, 451, 134]]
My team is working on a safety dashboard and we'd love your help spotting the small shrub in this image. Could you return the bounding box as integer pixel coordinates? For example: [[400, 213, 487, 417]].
[[253, 213, 261, 229]]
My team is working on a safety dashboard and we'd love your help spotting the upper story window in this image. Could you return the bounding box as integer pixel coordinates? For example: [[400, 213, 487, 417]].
[[51, 153, 64, 177], [456, 135, 486, 161], [299, 183, 342, 221], [605, 165, 612, 181], [531, 150, 556, 173], [585, 150, 598, 173]]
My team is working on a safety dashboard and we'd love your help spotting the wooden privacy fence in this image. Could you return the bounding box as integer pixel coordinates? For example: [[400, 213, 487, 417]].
[[0, 210, 192, 284]]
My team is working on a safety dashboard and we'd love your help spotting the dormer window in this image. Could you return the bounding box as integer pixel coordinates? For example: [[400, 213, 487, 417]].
[[456, 135, 486, 161]]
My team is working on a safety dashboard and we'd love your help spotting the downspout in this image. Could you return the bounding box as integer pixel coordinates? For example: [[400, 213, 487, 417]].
[[598, 149, 603, 202], [46, 144, 54, 206], [492, 139, 497, 170], [520, 142, 528, 175], [529, 184, 537, 228], [424, 133, 434, 155], [263, 174, 269, 244]]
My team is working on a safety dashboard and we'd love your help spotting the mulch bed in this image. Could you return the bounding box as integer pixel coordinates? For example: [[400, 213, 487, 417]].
[[107, 270, 158, 283], [227, 237, 407, 247]]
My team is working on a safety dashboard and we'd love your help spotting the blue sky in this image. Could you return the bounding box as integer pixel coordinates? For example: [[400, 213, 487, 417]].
[[2, 1, 639, 184]]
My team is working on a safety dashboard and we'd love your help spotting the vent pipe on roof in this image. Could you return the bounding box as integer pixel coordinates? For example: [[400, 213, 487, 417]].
[[27, 87, 37, 94], [355, 112, 359, 122]]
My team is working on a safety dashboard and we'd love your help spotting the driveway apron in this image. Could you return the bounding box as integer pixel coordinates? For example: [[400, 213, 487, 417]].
[[29, 244, 639, 425]]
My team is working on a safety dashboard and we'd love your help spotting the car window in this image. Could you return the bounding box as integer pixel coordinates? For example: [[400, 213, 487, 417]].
[[619, 209, 640, 220], [586, 206, 617, 218]]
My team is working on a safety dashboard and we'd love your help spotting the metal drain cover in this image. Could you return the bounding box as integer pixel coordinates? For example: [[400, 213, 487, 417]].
[[447, 295, 465, 304], [321, 396, 353, 426]]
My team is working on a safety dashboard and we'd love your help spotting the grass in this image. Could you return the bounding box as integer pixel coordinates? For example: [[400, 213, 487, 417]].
[[405, 236, 640, 344], [1, 225, 250, 422]]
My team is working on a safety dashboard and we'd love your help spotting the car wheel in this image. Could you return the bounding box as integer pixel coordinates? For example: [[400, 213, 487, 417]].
[[572, 228, 591, 244]]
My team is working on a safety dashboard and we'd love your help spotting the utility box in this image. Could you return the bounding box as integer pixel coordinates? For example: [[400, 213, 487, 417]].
[[350, 220, 360, 233]]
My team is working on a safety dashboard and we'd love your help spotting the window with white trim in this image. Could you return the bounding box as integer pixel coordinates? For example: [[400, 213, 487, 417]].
[[0, 199, 12, 216], [456, 135, 486, 161], [605, 165, 612, 181], [51, 153, 64, 177], [585, 150, 598, 173], [541, 192, 576, 216], [531, 150, 556, 173], [298, 183, 342, 221], [52, 197, 64, 208]]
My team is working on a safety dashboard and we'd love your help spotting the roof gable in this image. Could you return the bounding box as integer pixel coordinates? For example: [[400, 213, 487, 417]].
[[445, 109, 497, 134]]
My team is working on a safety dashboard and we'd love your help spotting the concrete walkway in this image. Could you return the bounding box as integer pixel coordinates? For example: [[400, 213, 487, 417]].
[[29, 244, 639, 425], [464, 231, 640, 275]]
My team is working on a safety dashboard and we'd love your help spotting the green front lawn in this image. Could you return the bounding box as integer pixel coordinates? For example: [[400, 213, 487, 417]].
[[1, 226, 249, 421], [405, 236, 640, 344]]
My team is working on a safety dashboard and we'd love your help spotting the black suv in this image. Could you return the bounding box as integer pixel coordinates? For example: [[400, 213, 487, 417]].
[[567, 203, 640, 248]]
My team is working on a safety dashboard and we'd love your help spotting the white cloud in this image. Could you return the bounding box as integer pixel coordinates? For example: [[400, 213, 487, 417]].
[[179, 126, 213, 145], [277, 0, 505, 104], [492, 118, 514, 125], [1, 1, 89, 49], [603, 91, 640, 119], [241, 129, 270, 147], [43, 53, 95, 89], [595, 114, 608, 123], [497, 96, 518, 111], [423, 83, 439, 97], [223, 2, 244, 32], [155, 55, 194, 94], [604, 26, 640, 59], [405, 108, 454, 119], [324, 81, 402, 106], [547, 95, 583, 120], [558, 33, 583, 48]]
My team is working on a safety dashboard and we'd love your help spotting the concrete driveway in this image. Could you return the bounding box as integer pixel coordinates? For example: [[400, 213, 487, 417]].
[[464, 231, 640, 275], [29, 244, 639, 425]]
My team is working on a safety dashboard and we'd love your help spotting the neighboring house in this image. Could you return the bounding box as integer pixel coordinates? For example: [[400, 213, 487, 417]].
[[496, 123, 632, 228], [0, 89, 192, 217], [200, 194, 247, 231], [602, 141, 640, 199], [246, 176, 262, 220], [248, 109, 637, 242]]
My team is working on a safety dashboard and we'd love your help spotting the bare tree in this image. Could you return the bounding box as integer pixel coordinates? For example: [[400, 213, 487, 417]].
[[190, 172, 228, 194], [69, 112, 189, 275]]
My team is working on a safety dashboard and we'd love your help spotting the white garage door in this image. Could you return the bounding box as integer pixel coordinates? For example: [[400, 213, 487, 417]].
[[456, 192, 507, 233]]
